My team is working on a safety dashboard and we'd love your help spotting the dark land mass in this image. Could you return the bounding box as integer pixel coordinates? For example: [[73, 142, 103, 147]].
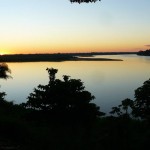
[[73, 57, 122, 61], [0, 99, 149, 150], [137, 49, 150, 56], [0, 52, 136, 62], [74, 51, 137, 56]]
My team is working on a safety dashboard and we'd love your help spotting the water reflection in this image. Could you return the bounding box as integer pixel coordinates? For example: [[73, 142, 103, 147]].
[[0, 54, 150, 114]]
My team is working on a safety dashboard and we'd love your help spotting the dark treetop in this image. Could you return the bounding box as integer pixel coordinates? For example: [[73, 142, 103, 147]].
[[70, 0, 101, 3]]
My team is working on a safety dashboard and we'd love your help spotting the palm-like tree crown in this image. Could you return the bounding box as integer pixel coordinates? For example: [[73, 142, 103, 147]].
[[0, 63, 11, 79]]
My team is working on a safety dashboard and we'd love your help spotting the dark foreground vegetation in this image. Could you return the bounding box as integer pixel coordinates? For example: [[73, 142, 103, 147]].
[[70, 0, 101, 3], [0, 64, 150, 150]]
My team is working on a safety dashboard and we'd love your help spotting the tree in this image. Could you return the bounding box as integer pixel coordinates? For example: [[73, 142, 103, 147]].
[[110, 106, 122, 116], [110, 98, 134, 118], [0, 92, 6, 101], [137, 49, 150, 56], [0, 63, 11, 103], [70, 0, 101, 4], [133, 79, 150, 120], [25, 68, 105, 121], [119, 98, 133, 116], [0, 63, 13, 109], [46, 68, 58, 82], [0, 63, 11, 79]]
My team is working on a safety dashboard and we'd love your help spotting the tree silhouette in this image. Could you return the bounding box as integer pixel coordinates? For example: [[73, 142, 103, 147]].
[[0, 63, 11, 102], [110, 98, 134, 118], [137, 49, 150, 56], [0, 91, 6, 101], [26, 68, 105, 121], [0, 63, 11, 79], [132, 79, 150, 120], [70, 0, 101, 3], [119, 98, 133, 116], [110, 106, 122, 116], [46, 67, 58, 82]]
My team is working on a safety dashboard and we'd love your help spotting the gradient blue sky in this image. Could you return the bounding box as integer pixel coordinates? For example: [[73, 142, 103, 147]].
[[0, 0, 150, 54]]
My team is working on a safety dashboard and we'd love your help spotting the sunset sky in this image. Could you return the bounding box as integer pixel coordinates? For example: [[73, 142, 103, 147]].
[[0, 0, 150, 54]]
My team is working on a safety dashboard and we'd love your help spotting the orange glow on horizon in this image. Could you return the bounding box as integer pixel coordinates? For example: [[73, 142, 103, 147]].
[[2, 48, 139, 55], [0, 41, 143, 55]]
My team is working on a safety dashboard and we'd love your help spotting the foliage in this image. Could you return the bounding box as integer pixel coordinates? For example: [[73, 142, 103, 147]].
[[0, 63, 11, 79], [25, 68, 105, 121], [110, 78, 150, 121], [70, 0, 101, 3], [133, 79, 150, 120], [110, 98, 134, 118], [0, 63, 11, 108], [0, 91, 6, 101]]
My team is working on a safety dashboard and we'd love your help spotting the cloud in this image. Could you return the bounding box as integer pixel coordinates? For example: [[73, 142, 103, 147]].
[[145, 44, 150, 47]]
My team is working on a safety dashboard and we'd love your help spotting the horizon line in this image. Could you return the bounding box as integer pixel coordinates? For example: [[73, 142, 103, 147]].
[[1, 51, 138, 56]]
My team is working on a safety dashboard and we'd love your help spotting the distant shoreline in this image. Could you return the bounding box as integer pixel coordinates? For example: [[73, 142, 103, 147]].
[[72, 57, 123, 61], [0, 52, 136, 62], [0, 57, 123, 62]]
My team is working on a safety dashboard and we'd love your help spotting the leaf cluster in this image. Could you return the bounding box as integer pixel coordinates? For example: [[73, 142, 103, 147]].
[[0, 63, 11, 79], [70, 0, 101, 3], [25, 68, 104, 121], [110, 79, 150, 121]]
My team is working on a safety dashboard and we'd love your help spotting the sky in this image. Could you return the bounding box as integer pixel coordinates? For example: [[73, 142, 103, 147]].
[[0, 0, 150, 54]]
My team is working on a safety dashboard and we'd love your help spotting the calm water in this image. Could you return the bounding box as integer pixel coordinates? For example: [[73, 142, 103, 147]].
[[1, 54, 150, 114]]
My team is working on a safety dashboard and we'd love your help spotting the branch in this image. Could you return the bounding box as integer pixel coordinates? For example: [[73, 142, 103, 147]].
[[70, 0, 101, 3]]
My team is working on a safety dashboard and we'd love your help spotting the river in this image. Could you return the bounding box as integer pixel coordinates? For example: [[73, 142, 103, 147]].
[[1, 54, 150, 114]]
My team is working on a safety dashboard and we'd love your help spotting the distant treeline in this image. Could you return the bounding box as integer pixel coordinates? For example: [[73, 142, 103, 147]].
[[73, 51, 137, 56], [137, 49, 150, 56], [0, 54, 75, 62], [0, 52, 136, 62]]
